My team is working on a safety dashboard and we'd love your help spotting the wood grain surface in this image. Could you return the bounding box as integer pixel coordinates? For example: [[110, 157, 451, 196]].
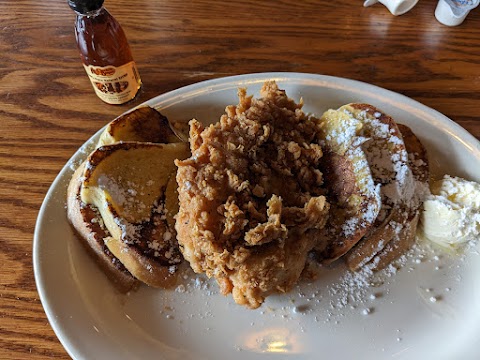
[[0, 0, 479, 358]]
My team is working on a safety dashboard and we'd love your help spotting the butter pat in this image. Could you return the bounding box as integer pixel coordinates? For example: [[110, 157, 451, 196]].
[[420, 175, 480, 248]]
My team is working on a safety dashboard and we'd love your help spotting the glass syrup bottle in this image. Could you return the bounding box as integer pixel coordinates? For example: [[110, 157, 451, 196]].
[[68, 0, 142, 105]]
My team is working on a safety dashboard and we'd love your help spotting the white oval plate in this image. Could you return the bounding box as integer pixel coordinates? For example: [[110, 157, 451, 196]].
[[34, 73, 480, 360]]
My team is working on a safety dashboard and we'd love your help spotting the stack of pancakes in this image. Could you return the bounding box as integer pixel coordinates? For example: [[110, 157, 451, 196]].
[[315, 103, 429, 271], [67, 107, 189, 292]]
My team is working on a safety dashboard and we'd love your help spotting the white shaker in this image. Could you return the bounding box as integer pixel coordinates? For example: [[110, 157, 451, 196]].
[[363, 0, 420, 15], [435, 0, 479, 26]]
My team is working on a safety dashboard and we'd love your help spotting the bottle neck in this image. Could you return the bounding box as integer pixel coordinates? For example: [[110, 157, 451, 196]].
[[73, 6, 104, 18], [74, 6, 133, 67]]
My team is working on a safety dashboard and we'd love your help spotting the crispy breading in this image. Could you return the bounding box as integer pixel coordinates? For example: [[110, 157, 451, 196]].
[[175, 81, 329, 308]]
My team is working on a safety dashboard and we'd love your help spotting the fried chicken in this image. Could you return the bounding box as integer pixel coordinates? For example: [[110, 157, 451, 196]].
[[175, 81, 329, 308]]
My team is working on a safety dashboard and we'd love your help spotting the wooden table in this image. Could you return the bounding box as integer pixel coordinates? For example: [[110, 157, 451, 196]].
[[1, 0, 479, 358]]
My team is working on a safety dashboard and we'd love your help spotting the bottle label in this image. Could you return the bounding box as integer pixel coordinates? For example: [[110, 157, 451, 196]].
[[83, 61, 141, 105]]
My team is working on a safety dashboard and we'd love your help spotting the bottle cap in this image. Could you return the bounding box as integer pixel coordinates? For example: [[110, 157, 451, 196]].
[[68, 0, 105, 14]]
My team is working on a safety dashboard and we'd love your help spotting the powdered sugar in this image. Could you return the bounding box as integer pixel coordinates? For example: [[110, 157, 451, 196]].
[[341, 217, 360, 238], [319, 241, 431, 315], [115, 218, 141, 244], [341, 107, 413, 209]]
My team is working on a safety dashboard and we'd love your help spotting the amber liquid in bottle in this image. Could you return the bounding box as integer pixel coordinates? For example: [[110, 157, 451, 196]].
[[74, 6, 142, 104]]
